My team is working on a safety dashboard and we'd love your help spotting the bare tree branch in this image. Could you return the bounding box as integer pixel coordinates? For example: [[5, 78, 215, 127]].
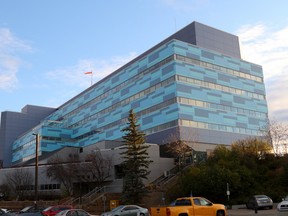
[[261, 119, 288, 155], [79, 150, 112, 186], [5, 168, 33, 200], [46, 156, 79, 196], [163, 127, 199, 168]]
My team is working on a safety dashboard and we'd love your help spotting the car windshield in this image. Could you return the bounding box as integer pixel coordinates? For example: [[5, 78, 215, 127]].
[[43, 207, 52, 212], [255, 195, 268, 199], [20, 207, 32, 212], [284, 196, 288, 201], [56, 210, 66, 216], [111, 206, 124, 212]]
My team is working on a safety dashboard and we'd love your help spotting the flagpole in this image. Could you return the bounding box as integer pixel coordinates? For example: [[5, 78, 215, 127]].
[[90, 71, 93, 86], [84, 71, 93, 86]]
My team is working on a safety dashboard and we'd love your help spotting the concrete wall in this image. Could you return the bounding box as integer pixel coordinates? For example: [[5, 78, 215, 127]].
[[0, 105, 55, 167], [0, 141, 175, 197]]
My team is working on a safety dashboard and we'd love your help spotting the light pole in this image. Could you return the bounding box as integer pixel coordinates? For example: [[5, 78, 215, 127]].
[[32, 133, 39, 210]]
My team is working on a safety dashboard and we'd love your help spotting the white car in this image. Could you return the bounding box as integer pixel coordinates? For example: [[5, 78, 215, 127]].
[[101, 205, 149, 216], [277, 195, 288, 211]]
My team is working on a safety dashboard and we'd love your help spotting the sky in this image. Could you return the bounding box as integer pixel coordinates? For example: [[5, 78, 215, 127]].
[[0, 0, 288, 124]]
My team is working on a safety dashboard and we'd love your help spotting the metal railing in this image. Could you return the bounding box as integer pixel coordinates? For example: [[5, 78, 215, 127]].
[[63, 185, 122, 206], [148, 166, 179, 190]]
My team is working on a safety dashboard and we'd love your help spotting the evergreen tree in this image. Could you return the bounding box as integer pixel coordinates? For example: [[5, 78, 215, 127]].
[[121, 109, 152, 204]]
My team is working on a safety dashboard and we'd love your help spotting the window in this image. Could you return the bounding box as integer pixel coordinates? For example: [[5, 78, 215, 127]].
[[193, 198, 201, 206], [175, 199, 192, 206], [77, 210, 89, 216], [199, 198, 212, 206]]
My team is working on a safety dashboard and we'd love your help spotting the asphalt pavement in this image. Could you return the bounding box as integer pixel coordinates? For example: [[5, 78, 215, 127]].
[[227, 208, 288, 216]]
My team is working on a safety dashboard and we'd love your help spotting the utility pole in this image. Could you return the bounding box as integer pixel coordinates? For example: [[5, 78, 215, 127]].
[[33, 133, 39, 210]]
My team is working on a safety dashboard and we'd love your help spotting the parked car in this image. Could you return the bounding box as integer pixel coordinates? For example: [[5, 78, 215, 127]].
[[150, 197, 226, 216], [0, 209, 15, 216], [18, 213, 42, 216], [246, 195, 273, 210], [18, 206, 47, 214], [42, 205, 73, 216], [101, 205, 149, 216], [277, 195, 288, 211], [0, 209, 8, 214], [16, 206, 47, 216], [16, 206, 43, 215], [55, 209, 96, 216]]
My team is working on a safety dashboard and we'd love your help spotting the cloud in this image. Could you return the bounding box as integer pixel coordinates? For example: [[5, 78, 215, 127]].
[[42, 52, 138, 109], [45, 52, 138, 88], [0, 28, 32, 91], [237, 24, 288, 123]]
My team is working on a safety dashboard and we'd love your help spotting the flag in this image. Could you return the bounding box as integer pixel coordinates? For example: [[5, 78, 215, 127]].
[[84, 71, 93, 86]]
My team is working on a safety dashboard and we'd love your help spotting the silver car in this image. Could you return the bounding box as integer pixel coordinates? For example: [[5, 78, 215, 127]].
[[246, 195, 273, 210], [101, 205, 149, 216], [55, 209, 96, 216]]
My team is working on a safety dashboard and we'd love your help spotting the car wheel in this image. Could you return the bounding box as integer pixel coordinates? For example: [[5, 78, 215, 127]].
[[139, 213, 145, 216], [216, 211, 225, 216]]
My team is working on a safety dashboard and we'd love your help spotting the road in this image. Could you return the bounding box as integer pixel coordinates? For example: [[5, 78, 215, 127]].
[[227, 208, 288, 216]]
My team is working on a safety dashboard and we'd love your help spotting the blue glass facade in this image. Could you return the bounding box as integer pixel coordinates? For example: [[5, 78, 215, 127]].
[[11, 22, 268, 165]]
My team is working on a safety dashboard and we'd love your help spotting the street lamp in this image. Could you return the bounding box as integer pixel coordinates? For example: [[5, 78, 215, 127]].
[[32, 133, 39, 210]]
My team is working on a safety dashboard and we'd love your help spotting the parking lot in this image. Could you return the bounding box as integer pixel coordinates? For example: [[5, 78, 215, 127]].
[[227, 208, 288, 216]]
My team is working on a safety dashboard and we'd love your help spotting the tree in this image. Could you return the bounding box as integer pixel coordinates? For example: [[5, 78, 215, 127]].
[[167, 138, 288, 205], [46, 155, 79, 196], [163, 127, 198, 169], [164, 132, 192, 169], [121, 109, 152, 204], [262, 119, 288, 155], [79, 150, 113, 187], [5, 168, 33, 200], [232, 137, 272, 159]]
